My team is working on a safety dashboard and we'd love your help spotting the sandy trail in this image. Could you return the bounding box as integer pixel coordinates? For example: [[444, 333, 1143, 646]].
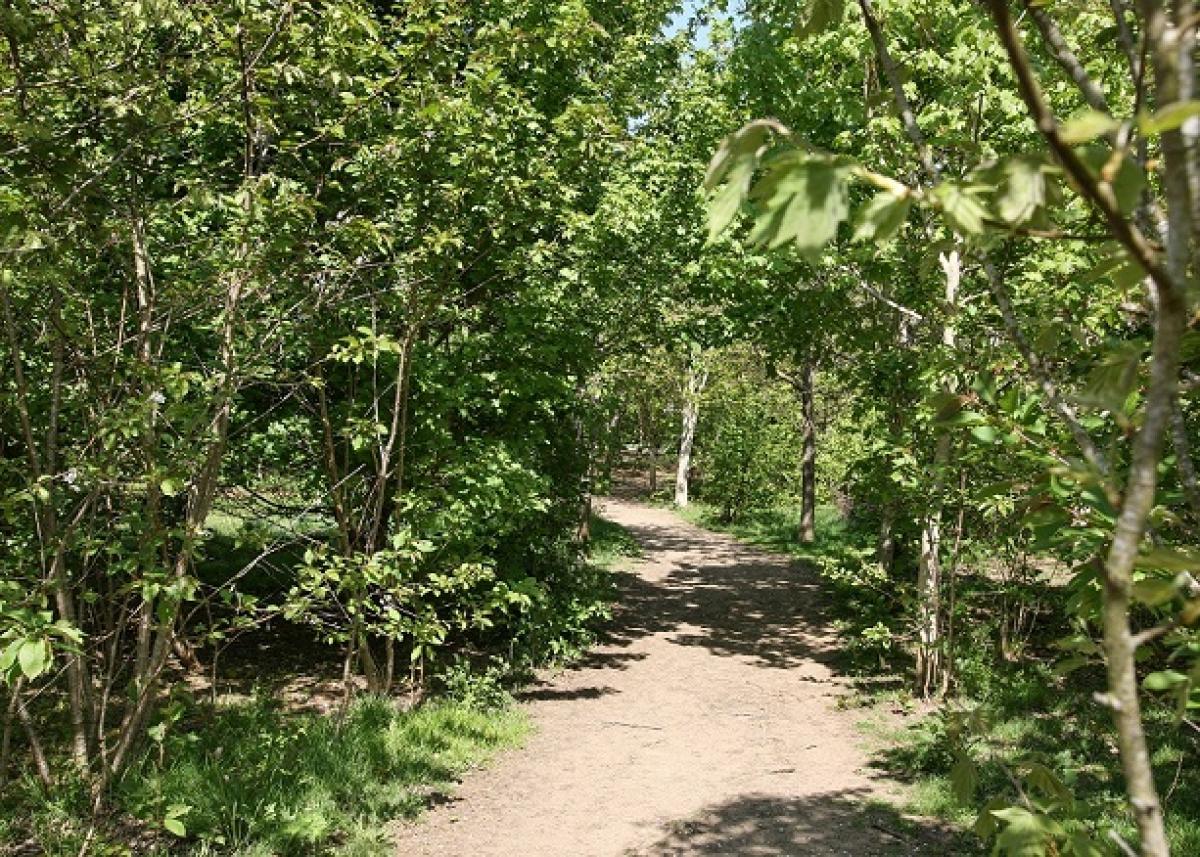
[[392, 498, 942, 856]]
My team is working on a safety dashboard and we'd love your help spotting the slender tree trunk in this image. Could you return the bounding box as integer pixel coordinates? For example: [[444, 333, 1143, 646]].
[[602, 407, 622, 487], [14, 685, 52, 789], [799, 362, 816, 543], [941, 470, 967, 697], [915, 249, 960, 698], [876, 504, 896, 571], [983, 4, 1182, 847], [1171, 400, 1200, 515], [106, 29, 258, 789], [675, 363, 707, 507], [914, 483, 944, 698], [0, 679, 20, 790]]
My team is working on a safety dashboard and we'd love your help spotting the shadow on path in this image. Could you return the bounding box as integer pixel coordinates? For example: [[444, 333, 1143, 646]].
[[588, 505, 842, 672], [628, 790, 970, 856]]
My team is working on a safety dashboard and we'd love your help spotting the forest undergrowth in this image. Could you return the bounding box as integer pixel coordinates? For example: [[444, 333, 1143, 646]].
[[0, 514, 637, 857]]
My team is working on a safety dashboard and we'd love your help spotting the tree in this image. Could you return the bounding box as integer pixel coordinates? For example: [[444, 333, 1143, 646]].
[[708, 1, 1200, 852]]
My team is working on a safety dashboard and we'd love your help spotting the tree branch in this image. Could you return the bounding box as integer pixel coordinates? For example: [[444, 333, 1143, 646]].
[[1021, 0, 1110, 112]]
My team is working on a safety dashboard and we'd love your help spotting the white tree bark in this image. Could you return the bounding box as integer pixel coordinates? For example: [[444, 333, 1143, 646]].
[[915, 249, 959, 698], [674, 363, 707, 506]]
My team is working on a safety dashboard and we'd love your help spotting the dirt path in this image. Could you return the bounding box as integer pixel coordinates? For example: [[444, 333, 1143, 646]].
[[392, 498, 943, 856]]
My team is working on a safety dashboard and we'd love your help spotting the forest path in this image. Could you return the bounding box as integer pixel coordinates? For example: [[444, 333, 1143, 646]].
[[391, 498, 938, 856]]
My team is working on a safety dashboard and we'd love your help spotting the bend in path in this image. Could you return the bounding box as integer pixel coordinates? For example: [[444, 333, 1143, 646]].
[[392, 497, 951, 856]]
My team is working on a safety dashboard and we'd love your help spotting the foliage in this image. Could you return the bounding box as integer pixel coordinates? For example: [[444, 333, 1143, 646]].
[[694, 354, 803, 521], [0, 0, 677, 846], [702, 1, 1200, 853]]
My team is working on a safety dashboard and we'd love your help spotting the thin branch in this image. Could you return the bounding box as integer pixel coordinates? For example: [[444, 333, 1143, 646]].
[[857, 0, 938, 183], [980, 258, 1111, 482], [1021, 0, 1110, 112], [986, 0, 1173, 302], [1109, 0, 1143, 78], [1171, 399, 1200, 515]]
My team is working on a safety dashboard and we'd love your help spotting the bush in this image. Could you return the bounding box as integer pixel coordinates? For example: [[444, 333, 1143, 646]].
[[697, 376, 801, 522]]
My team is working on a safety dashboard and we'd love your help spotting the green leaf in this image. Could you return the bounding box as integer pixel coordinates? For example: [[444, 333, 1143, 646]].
[[1021, 762, 1073, 806], [163, 817, 187, 837], [0, 640, 20, 674], [704, 122, 772, 191], [1109, 259, 1148, 291], [974, 796, 1009, 840], [950, 752, 978, 802], [1135, 547, 1200, 572], [747, 155, 850, 251], [707, 165, 752, 242], [1075, 341, 1143, 414], [995, 155, 1046, 225], [1077, 147, 1145, 215], [1067, 831, 1106, 857], [990, 806, 1062, 855], [852, 191, 911, 243], [970, 425, 1000, 444], [160, 478, 182, 497], [1052, 655, 1090, 677], [933, 182, 987, 235], [18, 638, 49, 680], [1058, 109, 1119, 144], [794, 0, 845, 39], [1132, 576, 1178, 607], [1139, 100, 1200, 136], [1144, 670, 1188, 691]]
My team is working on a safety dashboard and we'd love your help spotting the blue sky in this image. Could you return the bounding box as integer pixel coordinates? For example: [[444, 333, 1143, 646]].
[[664, 0, 712, 48]]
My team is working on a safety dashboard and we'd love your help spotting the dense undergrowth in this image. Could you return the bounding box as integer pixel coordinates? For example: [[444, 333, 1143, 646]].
[[0, 514, 637, 857], [675, 499, 1200, 856]]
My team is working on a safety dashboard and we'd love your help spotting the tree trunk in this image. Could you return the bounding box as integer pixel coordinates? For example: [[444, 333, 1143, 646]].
[[876, 504, 896, 571], [915, 249, 960, 698], [914, 478, 944, 698], [675, 363, 707, 507], [799, 362, 816, 543]]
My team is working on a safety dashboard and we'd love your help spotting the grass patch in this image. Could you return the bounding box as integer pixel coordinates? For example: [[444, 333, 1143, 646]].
[[587, 513, 642, 566], [675, 500, 854, 551], [5, 695, 526, 856]]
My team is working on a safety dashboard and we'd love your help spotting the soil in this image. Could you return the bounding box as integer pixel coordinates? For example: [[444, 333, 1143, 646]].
[[391, 497, 959, 856]]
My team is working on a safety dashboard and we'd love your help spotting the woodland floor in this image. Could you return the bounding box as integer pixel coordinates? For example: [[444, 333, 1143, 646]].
[[391, 496, 963, 856]]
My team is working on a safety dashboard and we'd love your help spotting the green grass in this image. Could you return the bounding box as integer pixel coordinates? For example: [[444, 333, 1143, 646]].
[[6, 695, 526, 856], [587, 513, 642, 566], [674, 500, 855, 554], [874, 669, 1200, 855]]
